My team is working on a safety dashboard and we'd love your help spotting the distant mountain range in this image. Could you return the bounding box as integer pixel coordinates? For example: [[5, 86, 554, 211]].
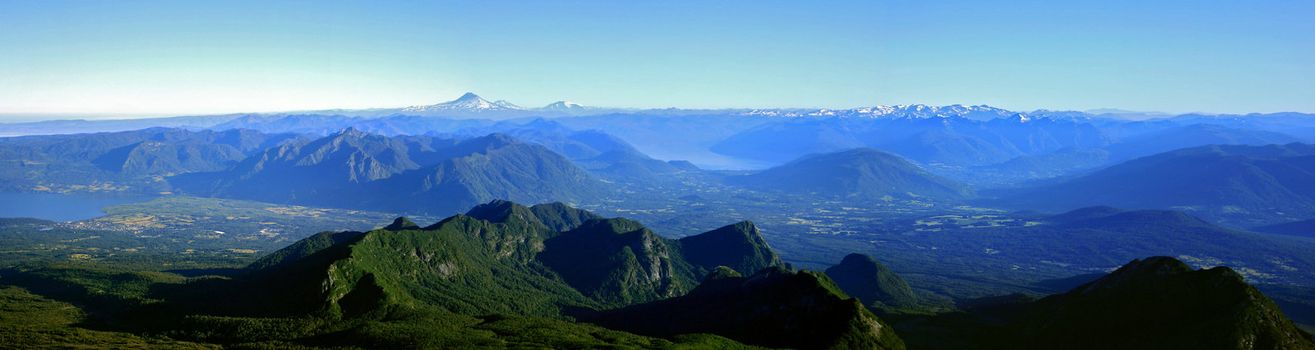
[[0, 128, 298, 192], [0, 117, 716, 214], [4, 93, 1313, 176], [9, 114, 1315, 230], [999, 143, 1315, 226], [709, 112, 1111, 166], [173, 130, 606, 215]]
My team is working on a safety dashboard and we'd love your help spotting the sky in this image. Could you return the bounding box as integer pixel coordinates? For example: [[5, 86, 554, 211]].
[[1, 0, 1313, 119]]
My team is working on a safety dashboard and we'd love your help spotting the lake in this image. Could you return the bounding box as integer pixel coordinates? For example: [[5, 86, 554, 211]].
[[0, 192, 157, 221]]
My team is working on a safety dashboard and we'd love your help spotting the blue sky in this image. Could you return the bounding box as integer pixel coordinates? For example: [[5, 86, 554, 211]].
[[1, 0, 1312, 118]]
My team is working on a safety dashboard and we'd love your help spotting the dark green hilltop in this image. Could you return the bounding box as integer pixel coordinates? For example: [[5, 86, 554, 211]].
[[892, 256, 1315, 350], [826, 253, 921, 310]]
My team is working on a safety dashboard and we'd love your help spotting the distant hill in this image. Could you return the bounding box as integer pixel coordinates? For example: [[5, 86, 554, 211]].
[[728, 148, 972, 200], [483, 119, 630, 160], [1105, 123, 1304, 162], [210, 114, 364, 135], [959, 147, 1111, 186], [370, 134, 604, 214], [1000, 143, 1315, 226], [473, 119, 696, 182], [1254, 218, 1315, 239], [0, 114, 244, 136], [556, 113, 778, 168]]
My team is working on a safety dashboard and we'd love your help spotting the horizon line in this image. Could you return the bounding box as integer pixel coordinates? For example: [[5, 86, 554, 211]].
[[1, 92, 1310, 123]]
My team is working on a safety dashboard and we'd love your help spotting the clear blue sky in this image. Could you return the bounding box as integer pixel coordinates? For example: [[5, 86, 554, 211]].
[[1, 0, 1312, 118]]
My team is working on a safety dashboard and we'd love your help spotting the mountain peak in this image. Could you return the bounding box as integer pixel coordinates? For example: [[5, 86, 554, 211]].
[[384, 217, 420, 231], [679, 220, 783, 276], [1074, 256, 1197, 295], [445, 92, 496, 109], [462, 132, 522, 150], [839, 252, 880, 265], [826, 253, 919, 309], [455, 92, 482, 101], [465, 199, 531, 224], [704, 266, 743, 282], [335, 126, 366, 137], [403, 92, 524, 113], [543, 100, 585, 110]]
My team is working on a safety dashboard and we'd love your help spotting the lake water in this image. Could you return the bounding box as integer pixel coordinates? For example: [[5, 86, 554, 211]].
[[0, 192, 156, 221]]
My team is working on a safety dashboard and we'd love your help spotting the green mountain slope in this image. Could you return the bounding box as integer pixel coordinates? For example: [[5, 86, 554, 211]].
[[538, 218, 696, 306], [242, 204, 597, 318], [893, 256, 1315, 350], [539, 217, 784, 307], [239, 200, 787, 316], [1015, 256, 1315, 350]]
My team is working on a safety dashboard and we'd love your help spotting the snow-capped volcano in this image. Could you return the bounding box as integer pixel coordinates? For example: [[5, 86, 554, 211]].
[[541, 101, 587, 111], [403, 92, 525, 113]]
